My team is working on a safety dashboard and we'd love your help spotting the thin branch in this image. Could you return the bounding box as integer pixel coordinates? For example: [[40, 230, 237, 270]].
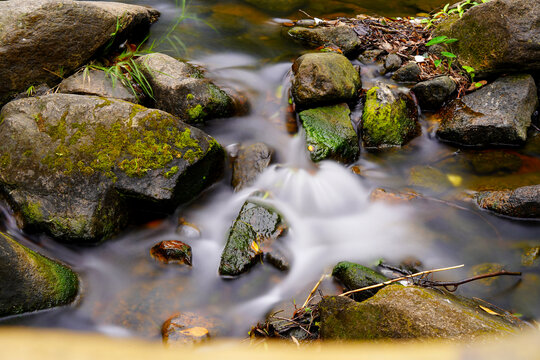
[[302, 274, 327, 308], [339, 264, 465, 297], [423, 270, 521, 292]]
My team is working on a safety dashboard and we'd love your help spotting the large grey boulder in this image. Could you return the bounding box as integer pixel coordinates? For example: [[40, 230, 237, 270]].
[[0, 0, 159, 104], [58, 69, 137, 103], [319, 285, 521, 340], [135, 53, 235, 123], [0, 232, 78, 317], [292, 52, 361, 109], [0, 94, 224, 242], [476, 185, 540, 219], [288, 25, 363, 58], [436, 0, 540, 76], [437, 74, 538, 146]]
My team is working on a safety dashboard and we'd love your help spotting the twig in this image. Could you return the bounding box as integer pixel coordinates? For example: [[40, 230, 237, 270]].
[[422, 270, 521, 292], [339, 264, 465, 297], [302, 274, 327, 308]]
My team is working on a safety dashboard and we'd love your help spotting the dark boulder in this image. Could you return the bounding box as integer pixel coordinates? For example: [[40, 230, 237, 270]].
[[476, 185, 540, 219], [332, 261, 388, 302], [412, 76, 456, 111], [391, 62, 421, 83], [288, 25, 363, 58]]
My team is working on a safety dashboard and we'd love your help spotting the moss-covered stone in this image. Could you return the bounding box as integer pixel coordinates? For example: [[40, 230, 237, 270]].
[[0, 94, 225, 242], [0, 232, 78, 317], [361, 84, 419, 148], [288, 25, 363, 58], [299, 103, 359, 163], [219, 192, 287, 277], [332, 261, 389, 302], [319, 285, 521, 340]]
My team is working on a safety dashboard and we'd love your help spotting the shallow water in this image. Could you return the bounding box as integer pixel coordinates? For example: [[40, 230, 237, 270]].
[[2, 0, 539, 339]]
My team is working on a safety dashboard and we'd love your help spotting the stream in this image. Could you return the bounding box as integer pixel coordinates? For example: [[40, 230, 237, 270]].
[[1, 0, 539, 340]]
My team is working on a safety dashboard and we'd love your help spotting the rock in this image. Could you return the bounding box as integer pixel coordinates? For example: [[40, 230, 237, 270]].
[[332, 261, 388, 302], [162, 311, 225, 346], [382, 54, 402, 74], [466, 150, 522, 175], [243, 0, 306, 14], [412, 76, 456, 110], [409, 166, 453, 193], [522, 247, 539, 267], [476, 185, 540, 219], [0, 0, 159, 104], [58, 70, 137, 103], [369, 188, 420, 204], [219, 192, 287, 277], [13, 84, 51, 101], [437, 74, 538, 146], [150, 240, 192, 266], [361, 84, 419, 148], [299, 103, 359, 163], [135, 53, 235, 123], [391, 62, 421, 83], [358, 49, 384, 63], [436, 0, 540, 76], [319, 285, 521, 340], [0, 232, 78, 317], [0, 94, 224, 242], [288, 25, 363, 58], [231, 143, 273, 192], [291, 52, 361, 109]]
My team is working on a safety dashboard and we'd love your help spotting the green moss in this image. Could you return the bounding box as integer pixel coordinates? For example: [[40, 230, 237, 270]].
[[50, 216, 89, 239], [164, 166, 179, 178], [187, 104, 206, 122], [21, 201, 44, 222], [186, 93, 195, 101], [0, 153, 10, 168], [362, 87, 417, 148], [95, 97, 112, 109], [22, 150, 32, 157], [0, 114, 5, 126]]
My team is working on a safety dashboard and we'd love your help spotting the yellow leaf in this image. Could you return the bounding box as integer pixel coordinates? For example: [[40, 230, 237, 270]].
[[479, 305, 501, 316], [307, 145, 314, 152], [447, 174, 462, 187], [250, 240, 261, 254], [180, 327, 209, 337]]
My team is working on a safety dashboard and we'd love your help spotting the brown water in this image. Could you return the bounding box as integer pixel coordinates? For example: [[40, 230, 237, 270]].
[[1, 0, 539, 340]]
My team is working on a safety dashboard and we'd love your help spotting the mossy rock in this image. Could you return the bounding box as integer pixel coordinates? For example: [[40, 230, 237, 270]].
[[135, 53, 234, 123], [299, 103, 359, 163], [219, 192, 287, 277], [0, 0, 159, 105], [332, 261, 388, 302], [0, 94, 225, 242], [408, 166, 453, 194], [292, 52, 361, 109], [0, 232, 78, 317], [319, 285, 522, 340], [288, 25, 363, 58], [435, 0, 540, 76], [361, 84, 419, 148]]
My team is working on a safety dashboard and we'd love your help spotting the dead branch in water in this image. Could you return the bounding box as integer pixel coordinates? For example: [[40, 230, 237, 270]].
[[421, 270, 522, 292]]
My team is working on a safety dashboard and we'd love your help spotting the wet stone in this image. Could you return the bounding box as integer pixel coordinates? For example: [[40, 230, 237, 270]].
[[369, 188, 420, 204], [231, 142, 273, 192], [476, 185, 540, 219], [288, 25, 363, 58], [391, 62, 421, 83], [162, 311, 225, 346], [150, 240, 192, 266], [58, 69, 137, 103], [332, 261, 389, 302], [412, 76, 456, 110], [466, 150, 522, 175], [382, 53, 402, 74]]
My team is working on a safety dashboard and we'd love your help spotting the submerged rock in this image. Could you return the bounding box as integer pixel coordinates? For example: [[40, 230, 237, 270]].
[[0, 0, 159, 104], [332, 261, 388, 302], [369, 188, 420, 204], [162, 311, 225, 346], [466, 150, 522, 175], [150, 240, 192, 266], [436, 0, 540, 76], [0, 94, 224, 242], [391, 62, 421, 83], [319, 285, 521, 340], [288, 25, 363, 58], [437, 74, 538, 146], [243, 0, 306, 14], [58, 69, 137, 103], [476, 185, 540, 219], [0, 232, 78, 317], [408, 166, 453, 193], [135, 53, 235, 123], [299, 103, 359, 163], [292, 52, 361, 109], [231, 143, 273, 192], [219, 192, 287, 277], [361, 84, 419, 148], [412, 76, 456, 111]]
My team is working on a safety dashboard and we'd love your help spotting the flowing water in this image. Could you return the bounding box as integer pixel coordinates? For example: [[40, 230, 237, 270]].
[[2, 0, 540, 339]]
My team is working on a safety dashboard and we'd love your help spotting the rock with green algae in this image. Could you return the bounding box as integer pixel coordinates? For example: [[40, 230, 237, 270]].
[[332, 261, 388, 302], [219, 192, 288, 277], [435, 0, 540, 76], [0, 94, 225, 243], [299, 103, 359, 163], [292, 52, 361, 109], [135, 53, 235, 123], [0, 0, 160, 105], [436, 74, 538, 147], [288, 25, 363, 58], [0, 232, 78, 317], [361, 84, 419, 148], [243, 0, 306, 14], [319, 284, 522, 340], [408, 166, 453, 194], [476, 185, 540, 219]]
